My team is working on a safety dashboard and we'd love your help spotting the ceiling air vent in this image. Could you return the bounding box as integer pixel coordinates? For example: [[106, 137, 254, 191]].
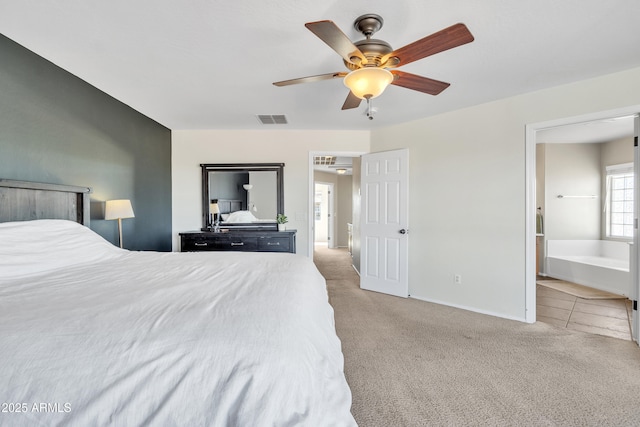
[[257, 114, 288, 125], [314, 156, 336, 166]]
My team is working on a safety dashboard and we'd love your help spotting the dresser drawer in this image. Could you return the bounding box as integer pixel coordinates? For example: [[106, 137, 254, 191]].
[[181, 235, 258, 251], [211, 235, 258, 251], [257, 236, 291, 252], [180, 230, 296, 253], [181, 236, 211, 251]]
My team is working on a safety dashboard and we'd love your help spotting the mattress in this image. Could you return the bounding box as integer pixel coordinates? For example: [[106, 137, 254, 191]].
[[0, 220, 355, 426]]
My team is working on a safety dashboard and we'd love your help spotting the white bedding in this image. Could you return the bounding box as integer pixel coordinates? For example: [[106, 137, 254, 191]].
[[222, 210, 275, 224], [224, 210, 259, 223], [0, 220, 355, 426]]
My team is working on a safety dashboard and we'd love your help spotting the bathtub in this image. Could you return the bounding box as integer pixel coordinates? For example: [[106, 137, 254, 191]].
[[545, 240, 630, 297]]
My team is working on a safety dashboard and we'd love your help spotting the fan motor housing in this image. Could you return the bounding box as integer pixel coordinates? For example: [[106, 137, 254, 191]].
[[345, 39, 394, 70]]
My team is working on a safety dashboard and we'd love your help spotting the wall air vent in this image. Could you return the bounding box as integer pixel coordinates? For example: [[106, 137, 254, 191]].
[[256, 114, 288, 125]]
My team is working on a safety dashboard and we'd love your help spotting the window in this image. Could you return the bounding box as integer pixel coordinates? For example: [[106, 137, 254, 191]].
[[606, 163, 634, 238]]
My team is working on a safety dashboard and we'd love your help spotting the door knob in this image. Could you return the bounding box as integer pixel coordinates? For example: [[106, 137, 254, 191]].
[[399, 229, 408, 234]]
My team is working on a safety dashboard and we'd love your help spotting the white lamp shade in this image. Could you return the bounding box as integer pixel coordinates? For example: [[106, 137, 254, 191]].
[[343, 67, 393, 99], [243, 184, 253, 190], [105, 199, 135, 220], [210, 203, 220, 214]]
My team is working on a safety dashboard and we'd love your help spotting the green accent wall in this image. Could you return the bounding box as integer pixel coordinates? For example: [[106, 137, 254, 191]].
[[0, 34, 172, 251]]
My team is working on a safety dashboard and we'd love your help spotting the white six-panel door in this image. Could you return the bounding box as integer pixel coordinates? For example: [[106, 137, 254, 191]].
[[360, 148, 409, 297], [633, 114, 639, 343]]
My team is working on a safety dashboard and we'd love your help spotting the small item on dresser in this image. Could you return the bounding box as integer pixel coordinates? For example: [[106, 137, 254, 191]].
[[276, 213, 288, 231]]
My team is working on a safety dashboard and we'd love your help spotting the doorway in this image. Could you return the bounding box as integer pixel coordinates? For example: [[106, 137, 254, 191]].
[[309, 151, 364, 259], [525, 107, 640, 344], [314, 182, 334, 248]]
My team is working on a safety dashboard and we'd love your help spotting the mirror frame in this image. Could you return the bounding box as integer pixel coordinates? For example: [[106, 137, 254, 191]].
[[200, 163, 284, 230]]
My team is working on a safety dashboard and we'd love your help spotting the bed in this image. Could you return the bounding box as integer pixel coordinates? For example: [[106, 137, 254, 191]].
[[0, 180, 355, 426], [213, 199, 277, 230]]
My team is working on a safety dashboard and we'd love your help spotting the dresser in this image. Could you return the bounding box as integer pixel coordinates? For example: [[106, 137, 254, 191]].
[[180, 230, 296, 253]]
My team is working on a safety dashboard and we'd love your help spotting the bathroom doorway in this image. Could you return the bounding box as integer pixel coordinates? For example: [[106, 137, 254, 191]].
[[525, 108, 639, 344]]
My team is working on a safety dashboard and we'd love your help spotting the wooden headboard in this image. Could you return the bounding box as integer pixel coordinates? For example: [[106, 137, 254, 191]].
[[0, 179, 91, 225], [213, 199, 243, 215]]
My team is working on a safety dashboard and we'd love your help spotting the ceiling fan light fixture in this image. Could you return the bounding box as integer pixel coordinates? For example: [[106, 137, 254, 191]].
[[343, 67, 393, 99]]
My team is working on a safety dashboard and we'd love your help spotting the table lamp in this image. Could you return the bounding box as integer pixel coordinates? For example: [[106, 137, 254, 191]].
[[105, 199, 135, 248]]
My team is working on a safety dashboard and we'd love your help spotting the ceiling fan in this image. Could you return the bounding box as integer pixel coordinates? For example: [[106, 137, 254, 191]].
[[273, 14, 474, 118]]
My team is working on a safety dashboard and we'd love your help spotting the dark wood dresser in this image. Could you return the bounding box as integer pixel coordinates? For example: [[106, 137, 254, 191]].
[[180, 230, 296, 253]]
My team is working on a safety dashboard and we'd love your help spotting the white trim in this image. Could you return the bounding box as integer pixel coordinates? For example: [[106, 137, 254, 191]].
[[606, 162, 634, 173], [410, 295, 527, 323], [525, 124, 537, 323], [633, 114, 639, 343], [525, 105, 640, 328]]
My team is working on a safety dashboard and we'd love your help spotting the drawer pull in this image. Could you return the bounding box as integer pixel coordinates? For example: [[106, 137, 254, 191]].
[[267, 242, 281, 246], [230, 242, 244, 246], [194, 242, 208, 246]]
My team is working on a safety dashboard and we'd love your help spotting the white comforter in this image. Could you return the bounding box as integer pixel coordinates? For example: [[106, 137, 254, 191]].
[[0, 220, 355, 426]]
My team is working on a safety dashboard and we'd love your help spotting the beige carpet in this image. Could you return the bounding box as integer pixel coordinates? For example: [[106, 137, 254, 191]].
[[314, 246, 640, 427], [537, 279, 626, 299]]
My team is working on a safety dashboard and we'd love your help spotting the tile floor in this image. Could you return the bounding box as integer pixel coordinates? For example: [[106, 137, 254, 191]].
[[537, 281, 633, 341]]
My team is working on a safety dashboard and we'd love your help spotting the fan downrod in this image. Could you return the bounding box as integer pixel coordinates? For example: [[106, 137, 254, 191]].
[[353, 14, 384, 38]]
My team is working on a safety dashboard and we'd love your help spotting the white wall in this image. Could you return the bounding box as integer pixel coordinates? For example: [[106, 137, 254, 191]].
[[336, 174, 353, 247], [370, 66, 640, 321], [172, 129, 370, 255], [249, 170, 276, 219], [351, 157, 362, 272], [544, 143, 601, 241], [602, 137, 635, 167]]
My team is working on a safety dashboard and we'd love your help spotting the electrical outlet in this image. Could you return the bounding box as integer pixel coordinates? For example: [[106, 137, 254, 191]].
[[454, 274, 462, 284]]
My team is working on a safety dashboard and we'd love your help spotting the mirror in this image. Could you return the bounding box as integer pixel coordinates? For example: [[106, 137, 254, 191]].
[[201, 163, 284, 230]]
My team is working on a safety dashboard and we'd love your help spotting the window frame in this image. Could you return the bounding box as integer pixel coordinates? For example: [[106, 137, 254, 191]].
[[605, 162, 634, 240]]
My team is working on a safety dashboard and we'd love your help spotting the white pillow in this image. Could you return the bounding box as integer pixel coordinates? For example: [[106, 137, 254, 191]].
[[0, 219, 124, 280], [224, 210, 258, 223]]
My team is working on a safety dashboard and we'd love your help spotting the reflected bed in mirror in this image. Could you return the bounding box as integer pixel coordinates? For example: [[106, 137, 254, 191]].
[[201, 163, 284, 231]]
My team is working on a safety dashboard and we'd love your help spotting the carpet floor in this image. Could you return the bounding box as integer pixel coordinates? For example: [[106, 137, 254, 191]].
[[314, 245, 640, 427]]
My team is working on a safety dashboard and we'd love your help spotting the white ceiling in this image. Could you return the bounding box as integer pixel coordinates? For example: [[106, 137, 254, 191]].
[[1, 1, 639, 132]]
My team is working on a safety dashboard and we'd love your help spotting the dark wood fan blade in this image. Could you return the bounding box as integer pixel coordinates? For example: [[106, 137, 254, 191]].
[[390, 71, 450, 95], [382, 23, 474, 68], [341, 91, 362, 110], [305, 20, 368, 65], [273, 72, 347, 87]]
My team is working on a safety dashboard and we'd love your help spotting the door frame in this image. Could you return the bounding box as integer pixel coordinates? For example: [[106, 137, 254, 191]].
[[308, 151, 366, 258], [525, 105, 640, 337], [633, 114, 639, 342], [313, 181, 335, 247]]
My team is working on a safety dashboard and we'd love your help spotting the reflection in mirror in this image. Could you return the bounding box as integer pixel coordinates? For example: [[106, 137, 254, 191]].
[[201, 163, 284, 231]]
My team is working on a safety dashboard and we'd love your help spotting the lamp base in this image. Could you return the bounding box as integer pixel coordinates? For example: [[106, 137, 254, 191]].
[[117, 217, 124, 249]]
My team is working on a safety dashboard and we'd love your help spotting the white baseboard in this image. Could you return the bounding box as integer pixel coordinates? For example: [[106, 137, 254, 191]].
[[409, 294, 528, 323], [352, 265, 360, 276]]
